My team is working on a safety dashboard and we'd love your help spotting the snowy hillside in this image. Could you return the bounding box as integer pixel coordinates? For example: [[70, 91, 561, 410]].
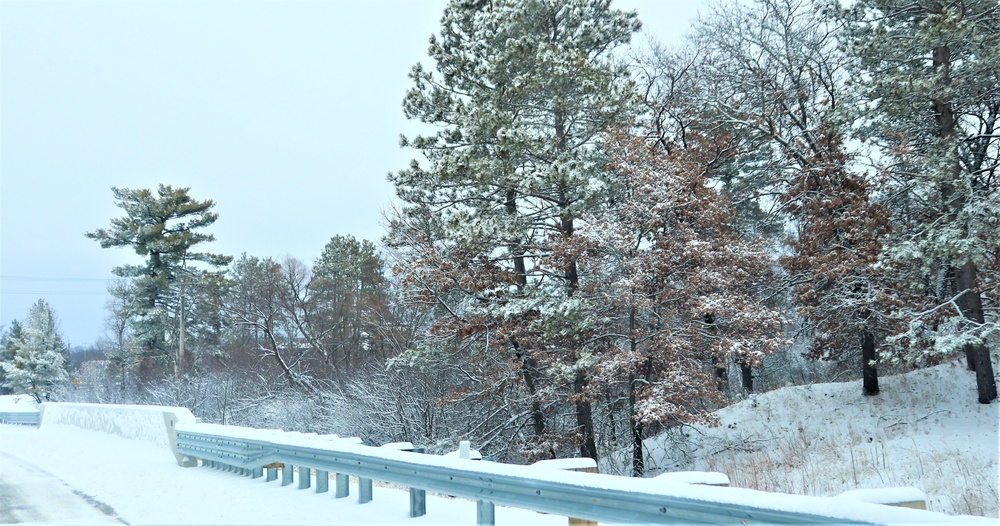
[[639, 358, 999, 517]]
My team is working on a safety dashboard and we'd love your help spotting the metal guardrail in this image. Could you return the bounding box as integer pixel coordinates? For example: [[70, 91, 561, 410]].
[[0, 411, 41, 426], [174, 423, 979, 525]]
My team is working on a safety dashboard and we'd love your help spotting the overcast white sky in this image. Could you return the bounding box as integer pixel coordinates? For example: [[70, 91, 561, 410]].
[[1, 0, 709, 347]]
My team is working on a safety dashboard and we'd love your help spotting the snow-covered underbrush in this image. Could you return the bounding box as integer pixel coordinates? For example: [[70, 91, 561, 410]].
[[634, 358, 999, 517]]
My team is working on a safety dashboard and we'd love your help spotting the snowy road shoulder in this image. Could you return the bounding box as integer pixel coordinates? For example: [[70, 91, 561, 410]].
[[0, 451, 123, 525], [0, 424, 564, 525]]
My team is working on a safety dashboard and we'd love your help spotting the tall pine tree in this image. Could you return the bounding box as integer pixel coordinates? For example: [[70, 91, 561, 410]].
[[87, 185, 231, 379], [388, 0, 639, 460], [838, 0, 999, 403]]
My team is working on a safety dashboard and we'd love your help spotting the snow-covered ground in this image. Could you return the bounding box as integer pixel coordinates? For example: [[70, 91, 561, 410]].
[[0, 423, 564, 525], [1, 359, 997, 523], [0, 394, 38, 412], [637, 358, 1000, 517]]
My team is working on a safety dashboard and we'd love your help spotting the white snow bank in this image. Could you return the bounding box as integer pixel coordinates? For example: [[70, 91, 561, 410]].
[[0, 394, 38, 412], [638, 358, 1000, 517], [532, 457, 598, 472], [41, 402, 196, 465], [654, 471, 731, 486], [381, 441, 415, 451], [838, 487, 927, 506]]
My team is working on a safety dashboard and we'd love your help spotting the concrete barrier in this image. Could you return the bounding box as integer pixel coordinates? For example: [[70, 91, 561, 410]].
[[40, 402, 197, 467]]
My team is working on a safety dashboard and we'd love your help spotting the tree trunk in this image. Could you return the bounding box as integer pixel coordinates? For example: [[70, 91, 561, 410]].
[[970, 343, 997, 404], [512, 339, 548, 438], [574, 369, 598, 461], [560, 206, 597, 460], [630, 379, 644, 477], [739, 359, 753, 392], [628, 308, 646, 476], [523, 356, 547, 437], [930, 42, 995, 403], [861, 326, 880, 396], [955, 263, 997, 403], [705, 314, 728, 393]]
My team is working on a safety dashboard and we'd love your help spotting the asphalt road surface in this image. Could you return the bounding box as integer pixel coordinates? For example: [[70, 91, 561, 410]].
[[0, 451, 123, 524]]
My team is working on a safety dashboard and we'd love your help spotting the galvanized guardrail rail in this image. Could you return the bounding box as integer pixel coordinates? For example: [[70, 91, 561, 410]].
[[174, 422, 983, 525], [0, 411, 40, 426]]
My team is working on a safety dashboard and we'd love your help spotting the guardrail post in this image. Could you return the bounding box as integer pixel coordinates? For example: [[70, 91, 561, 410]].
[[251, 467, 263, 479], [335, 473, 350, 498], [410, 486, 426, 517], [315, 470, 329, 493], [532, 458, 599, 526], [282, 464, 294, 486], [477, 500, 495, 526], [404, 446, 427, 516], [836, 487, 927, 510], [299, 467, 311, 489], [359, 477, 372, 503]]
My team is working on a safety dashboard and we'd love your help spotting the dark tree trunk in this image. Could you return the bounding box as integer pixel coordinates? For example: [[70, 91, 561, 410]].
[[524, 358, 547, 437], [560, 206, 597, 460], [970, 343, 997, 404], [574, 369, 598, 461], [704, 314, 728, 392], [631, 389, 644, 477], [955, 264, 997, 403], [630, 353, 654, 476], [505, 192, 554, 436], [628, 306, 646, 476], [861, 327, 880, 396], [965, 342, 977, 372], [740, 359, 753, 392], [712, 355, 728, 393], [956, 265, 998, 402], [513, 340, 548, 438]]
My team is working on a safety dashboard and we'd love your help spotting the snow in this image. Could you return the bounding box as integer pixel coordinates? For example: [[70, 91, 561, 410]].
[[2, 421, 989, 524], [381, 441, 416, 451], [0, 424, 566, 525], [0, 451, 120, 525], [41, 402, 195, 449], [637, 358, 1000, 517], [2, 360, 996, 524], [531, 457, 598, 471], [837, 487, 928, 506], [653, 471, 731, 486], [0, 394, 38, 412]]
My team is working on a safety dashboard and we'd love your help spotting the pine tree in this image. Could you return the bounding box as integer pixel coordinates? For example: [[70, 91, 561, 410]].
[[86, 185, 231, 379], [0, 300, 70, 402], [388, 0, 639, 460], [312, 235, 388, 374], [838, 0, 999, 403]]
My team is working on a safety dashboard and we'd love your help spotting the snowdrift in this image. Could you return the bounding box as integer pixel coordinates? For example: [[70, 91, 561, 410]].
[[638, 359, 999, 517]]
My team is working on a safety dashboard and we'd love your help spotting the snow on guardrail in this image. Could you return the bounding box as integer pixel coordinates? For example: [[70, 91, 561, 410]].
[[174, 422, 996, 525], [0, 395, 41, 425], [40, 402, 196, 466]]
